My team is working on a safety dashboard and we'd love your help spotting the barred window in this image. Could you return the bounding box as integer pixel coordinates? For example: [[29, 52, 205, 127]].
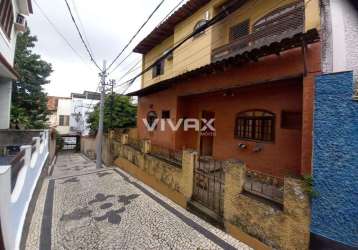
[[229, 19, 250, 41], [59, 115, 70, 126], [0, 0, 14, 39], [152, 60, 164, 78], [235, 110, 275, 142]]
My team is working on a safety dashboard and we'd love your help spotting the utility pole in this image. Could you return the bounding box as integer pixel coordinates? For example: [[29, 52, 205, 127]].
[[109, 79, 115, 129], [96, 60, 107, 169]]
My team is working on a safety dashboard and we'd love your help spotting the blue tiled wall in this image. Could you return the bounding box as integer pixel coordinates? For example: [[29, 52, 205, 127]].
[[312, 71, 358, 247]]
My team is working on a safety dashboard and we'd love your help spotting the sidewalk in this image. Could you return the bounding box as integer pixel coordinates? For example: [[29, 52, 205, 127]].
[[24, 153, 251, 250]]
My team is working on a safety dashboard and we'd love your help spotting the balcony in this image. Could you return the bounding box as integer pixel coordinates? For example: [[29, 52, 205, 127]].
[[212, 1, 305, 63]]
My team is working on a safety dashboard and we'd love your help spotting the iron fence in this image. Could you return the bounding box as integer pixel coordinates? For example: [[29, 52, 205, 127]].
[[244, 170, 284, 204], [150, 144, 182, 167]]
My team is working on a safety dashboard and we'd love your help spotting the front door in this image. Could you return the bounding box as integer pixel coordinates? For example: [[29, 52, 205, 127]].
[[199, 111, 215, 156]]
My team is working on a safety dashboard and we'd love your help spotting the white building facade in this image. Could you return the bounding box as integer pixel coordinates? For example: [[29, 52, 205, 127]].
[[0, 0, 33, 129], [56, 97, 71, 135], [70, 91, 100, 136]]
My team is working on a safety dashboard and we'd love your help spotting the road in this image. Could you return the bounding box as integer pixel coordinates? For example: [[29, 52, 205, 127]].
[[24, 153, 251, 250]]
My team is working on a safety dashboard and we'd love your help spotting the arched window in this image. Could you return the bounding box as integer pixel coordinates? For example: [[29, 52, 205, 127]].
[[193, 19, 207, 38], [146, 111, 158, 127], [235, 110, 275, 142]]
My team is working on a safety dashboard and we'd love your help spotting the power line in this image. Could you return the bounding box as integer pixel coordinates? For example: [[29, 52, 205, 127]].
[[114, 0, 301, 93], [33, 0, 92, 69], [63, 0, 102, 71], [107, 0, 166, 71], [108, 0, 186, 75], [158, 0, 186, 25], [70, 0, 96, 58]]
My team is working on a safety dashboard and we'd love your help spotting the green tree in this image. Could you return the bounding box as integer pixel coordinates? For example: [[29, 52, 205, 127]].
[[87, 94, 137, 134], [11, 30, 53, 129]]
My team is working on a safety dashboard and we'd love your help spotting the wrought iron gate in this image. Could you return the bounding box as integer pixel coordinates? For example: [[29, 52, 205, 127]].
[[192, 157, 225, 216], [61, 135, 80, 151]]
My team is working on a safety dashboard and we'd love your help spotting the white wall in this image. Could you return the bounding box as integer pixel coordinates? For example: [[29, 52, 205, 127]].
[[323, 0, 358, 80], [56, 98, 71, 135], [0, 130, 49, 250], [0, 0, 18, 66], [0, 79, 12, 129], [70, 97, 99, 135], [0, 0, 33, 130]]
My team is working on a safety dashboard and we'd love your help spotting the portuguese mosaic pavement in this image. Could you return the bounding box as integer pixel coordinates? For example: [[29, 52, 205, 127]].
[[24, 153, 251, 250]]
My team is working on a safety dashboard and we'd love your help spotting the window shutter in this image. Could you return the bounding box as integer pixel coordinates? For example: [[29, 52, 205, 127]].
[[229, 19, 250, 41]]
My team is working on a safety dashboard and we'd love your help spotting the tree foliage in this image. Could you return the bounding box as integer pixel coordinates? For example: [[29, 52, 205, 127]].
[[11, 30, 53, 129], [87, 94, 137, 134]]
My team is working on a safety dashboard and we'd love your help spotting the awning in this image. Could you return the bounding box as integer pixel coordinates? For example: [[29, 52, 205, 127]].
[[128, 29, 320, 97]]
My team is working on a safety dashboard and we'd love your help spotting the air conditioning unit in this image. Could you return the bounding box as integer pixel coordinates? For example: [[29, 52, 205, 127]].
[[14, 14, 27, 33]]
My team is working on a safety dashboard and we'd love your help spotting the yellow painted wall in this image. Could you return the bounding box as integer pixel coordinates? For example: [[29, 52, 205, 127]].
[[142, 35, 174, 87], [172, 4, 213, 77], [305, 0, 321, 31], [141, 0, 321, 88]]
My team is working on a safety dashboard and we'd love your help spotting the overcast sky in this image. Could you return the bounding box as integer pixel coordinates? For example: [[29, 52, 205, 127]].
[[27, 0, 185, 97]]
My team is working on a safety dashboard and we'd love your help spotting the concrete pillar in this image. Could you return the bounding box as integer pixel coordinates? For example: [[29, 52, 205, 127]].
[[284, 177, 311, 250], [301, 74, 315, 175], [0, 165, 11, 250], [20, 145, 32, 167], [0, 80, 12, 129], [121, 134, 128, 145], [223, 160, 246, 222], [34, 137, 41, 153], [181, 150, 197, 200], [141, 139, 151, 154]]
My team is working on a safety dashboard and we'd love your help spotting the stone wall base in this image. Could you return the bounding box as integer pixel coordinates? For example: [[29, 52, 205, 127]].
[[114, 156, 188, 209], [225, 222, 271, 250]]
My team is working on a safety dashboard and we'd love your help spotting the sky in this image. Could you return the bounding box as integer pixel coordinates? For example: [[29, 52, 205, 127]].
[[27, 0, 186, 97]]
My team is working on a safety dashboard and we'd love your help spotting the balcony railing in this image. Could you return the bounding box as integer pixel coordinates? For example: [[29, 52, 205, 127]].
[[212, 1, 305, 63]]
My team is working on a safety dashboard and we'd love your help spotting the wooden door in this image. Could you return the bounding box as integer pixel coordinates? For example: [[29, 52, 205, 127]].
[[199, 111, 215, 156]]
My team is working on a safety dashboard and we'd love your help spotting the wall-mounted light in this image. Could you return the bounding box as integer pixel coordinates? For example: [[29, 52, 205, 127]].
[[253, 144, 263, 153], [238, 143, 247, 149]]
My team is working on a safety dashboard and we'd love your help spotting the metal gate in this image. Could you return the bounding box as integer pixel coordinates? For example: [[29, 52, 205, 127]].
[[61, 135, 80, 151], [192, 157, 225, 216]]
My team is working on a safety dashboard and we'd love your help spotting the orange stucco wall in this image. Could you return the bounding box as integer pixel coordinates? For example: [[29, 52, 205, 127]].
[[137, 42, 321, 177], [177, 81, 303, 177]]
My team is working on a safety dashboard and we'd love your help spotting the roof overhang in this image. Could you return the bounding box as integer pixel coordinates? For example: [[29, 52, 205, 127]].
[[0, 53, 19, 80], [128, 29, 320, 97], [133, 0, 211, 54]]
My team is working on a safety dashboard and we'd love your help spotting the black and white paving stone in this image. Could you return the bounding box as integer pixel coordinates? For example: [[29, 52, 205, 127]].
[[24, 153, 251, 250]]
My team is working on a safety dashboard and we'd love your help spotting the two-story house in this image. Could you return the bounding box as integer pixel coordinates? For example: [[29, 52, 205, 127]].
[[130, 0, 320, 179], [70, 91, 100, 136], [0, 0, 33, 129], [120, 0, 321, 248]]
